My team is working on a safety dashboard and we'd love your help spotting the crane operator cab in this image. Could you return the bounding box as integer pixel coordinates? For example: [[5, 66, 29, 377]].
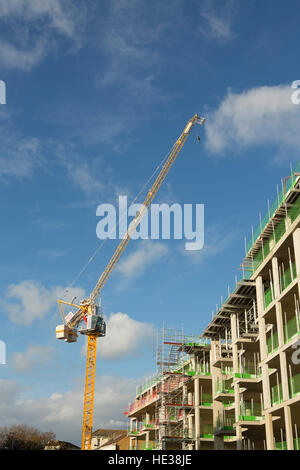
[[56, 304, 106, 342], [80, 305, 106, 337]]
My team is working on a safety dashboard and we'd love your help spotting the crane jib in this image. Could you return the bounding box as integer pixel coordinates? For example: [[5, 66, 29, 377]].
[[89, 115, 203, 304]]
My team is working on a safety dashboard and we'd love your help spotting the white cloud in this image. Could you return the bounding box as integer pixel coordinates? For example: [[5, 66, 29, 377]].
[[0, 105, 126, 189], [0, 375, 136, 446], [117, 240, 168, 280], [199, 0, 235, 41], [0, 0, 86, 71], [37, 248, 68, 259], [0, 131, 42, 178], [64, 161, 105, 197], [183, 224, 237, 264], [0, 107, 43, 178], [0, 0, 82, 38], [12, 343, 53, 372], [0, 380, 24, 413], [65, 111, 142, 153], [96, 312, 154, 360], [4, 280, 85, 326], [205, 84, 300, 155], [0, 39, 47, 72], [53, 140, 122, 198], [94, 0, 169, 103]]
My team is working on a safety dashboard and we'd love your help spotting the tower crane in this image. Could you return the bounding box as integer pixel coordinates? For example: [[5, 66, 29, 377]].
[[55, 114, 205, 450]]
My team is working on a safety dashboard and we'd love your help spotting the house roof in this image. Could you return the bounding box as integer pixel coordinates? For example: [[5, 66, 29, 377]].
[[45, 440, 80, 450], [99, 432, 128, 448], [92, 428, 127, 437]]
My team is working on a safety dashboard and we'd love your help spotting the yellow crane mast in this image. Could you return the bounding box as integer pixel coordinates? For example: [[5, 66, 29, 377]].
[[55, 114, 205, 450]]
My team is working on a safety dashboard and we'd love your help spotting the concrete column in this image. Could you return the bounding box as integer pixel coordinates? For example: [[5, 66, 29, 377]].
[[265, 412, 274, 450], [284, 405, 294, 450], [230, 314, 239, 373], [272, 257, 285, 347], [145, 412, 150, 425], [292, 228, 300, 301], [285, 214, 290, 231], [256, 276, 265, 315], [194, 378, 200, 450], [279, 351, 290, 402], [256, 276, 272, 410], [257, 310, 271, 410], [235, 425, 243, 451], [256, 276, 268, 359], [211, 340, 224, 450], [235, 383, 243, 450], [231, 314, 242, 449], [275, 302, 285, 348], [191, 354, 196, 371], [272, 256, 281, 298], [293, 228, 300, 277], [131, 437, 137, 450], [258, 317, 268, 361], [214, 435, 224, 450], [261, 364, 271, 410], [130, 417, 135, 432], [234, 382, 240, 422], [188, 413, 193, 439], [145, 431, 150, 449]]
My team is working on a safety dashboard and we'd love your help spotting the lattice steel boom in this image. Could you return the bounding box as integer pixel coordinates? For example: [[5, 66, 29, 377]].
[[89, 114, 205, 306]]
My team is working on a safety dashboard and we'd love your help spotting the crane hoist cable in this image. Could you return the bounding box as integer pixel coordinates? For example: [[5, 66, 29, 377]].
[[65, 141, 178, 293], [55, 114, 205, 450]]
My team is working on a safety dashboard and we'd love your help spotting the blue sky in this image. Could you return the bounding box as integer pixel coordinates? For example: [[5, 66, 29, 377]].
[[1, 0, 300, 445]]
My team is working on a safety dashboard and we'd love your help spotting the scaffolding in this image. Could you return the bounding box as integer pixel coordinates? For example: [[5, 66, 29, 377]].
[[155, 327, 195, 450]]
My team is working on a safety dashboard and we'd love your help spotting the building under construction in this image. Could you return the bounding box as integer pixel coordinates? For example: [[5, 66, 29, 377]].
[[126, 163, 300, 450]]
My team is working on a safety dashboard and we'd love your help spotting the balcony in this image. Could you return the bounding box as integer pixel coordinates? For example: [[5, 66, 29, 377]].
[[239, 402, 264, 422], [223, 401, 235, 409], [271, 382, 283, 406], [215, 416, 235, 436], [235, 362, 261, 379], [141, 420, 158, 431], [200, 423, 213, 439], [128, 423, 142, 436], [130, 440, 158, 450], [267, 328, 279, 355], [140, 441, 158, 450], [275, 438, 300, 450], [284, 314, 300, 344], [280, 262, 297, 294], [186, 368, 211, 377], [264, 286, 274, 309], [127, 391, 158, 415], [200, 393, 213, 408], [215, 379, 234, 399], [289, 372, 300, 399], [221, 366, 233, 376]]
